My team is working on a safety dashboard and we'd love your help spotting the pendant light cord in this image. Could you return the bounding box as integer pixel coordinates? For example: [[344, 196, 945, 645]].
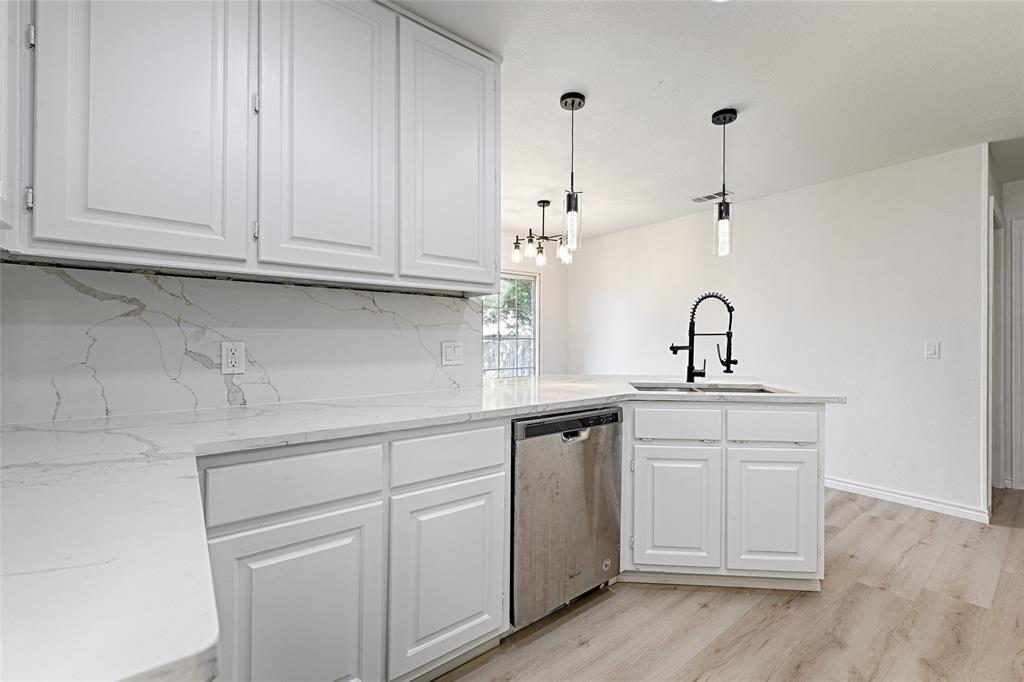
[[570, 108, 576, 193], [721, 123, 727, 195]]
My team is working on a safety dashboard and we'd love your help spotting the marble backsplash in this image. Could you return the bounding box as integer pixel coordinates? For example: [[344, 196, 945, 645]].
[[0, 263, 482, 424]]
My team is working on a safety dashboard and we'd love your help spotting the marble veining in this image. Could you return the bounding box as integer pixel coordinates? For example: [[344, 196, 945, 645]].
[[0, 375, 843, 680], [1, 263, 483, 424]]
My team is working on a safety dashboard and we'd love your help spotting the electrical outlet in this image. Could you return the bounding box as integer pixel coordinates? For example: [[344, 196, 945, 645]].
[[441, 341, 464, 366], [221, 341, 246, 374], [924, 341, 941, 359]]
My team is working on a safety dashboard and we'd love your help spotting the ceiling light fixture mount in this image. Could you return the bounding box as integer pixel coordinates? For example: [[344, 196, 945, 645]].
[[711, 107, 738, 257]]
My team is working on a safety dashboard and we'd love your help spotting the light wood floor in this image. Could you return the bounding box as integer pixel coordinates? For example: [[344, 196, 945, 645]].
[[442, 488, 1024, 682]]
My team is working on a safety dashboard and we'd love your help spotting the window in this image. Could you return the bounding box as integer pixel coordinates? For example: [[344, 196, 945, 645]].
[[482, 274, 537, 378]]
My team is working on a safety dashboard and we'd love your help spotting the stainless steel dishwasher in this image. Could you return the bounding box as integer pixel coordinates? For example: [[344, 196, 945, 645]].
[[512, 407, 622, 629]]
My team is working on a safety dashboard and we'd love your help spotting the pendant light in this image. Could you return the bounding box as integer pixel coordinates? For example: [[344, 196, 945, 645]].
[[711, 108, 737, 257], [561, 92, 586, 251], [510, 236, 524, 264]]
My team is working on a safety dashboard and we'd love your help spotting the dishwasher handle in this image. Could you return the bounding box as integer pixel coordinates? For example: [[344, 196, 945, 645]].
[[514, 407, 622, 441], [561, 428, 591, 443]]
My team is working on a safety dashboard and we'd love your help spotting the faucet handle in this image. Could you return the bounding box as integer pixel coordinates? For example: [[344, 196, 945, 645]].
[[669, 343, 688, 355], [716, 343, 739, 373]]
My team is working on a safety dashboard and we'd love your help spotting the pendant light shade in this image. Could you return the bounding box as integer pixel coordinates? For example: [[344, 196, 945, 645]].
[[714, 200, 731, 257], [711, 107, 737, 257], [564, 192, 582, 250], [511, 237, 523, 264], [525, 233, 537, 259], [535, 242, 547, 267], [561, 92, 586, 251]]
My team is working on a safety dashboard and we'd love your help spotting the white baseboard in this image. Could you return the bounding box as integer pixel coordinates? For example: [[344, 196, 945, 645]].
[[825, 476, 989, 524]]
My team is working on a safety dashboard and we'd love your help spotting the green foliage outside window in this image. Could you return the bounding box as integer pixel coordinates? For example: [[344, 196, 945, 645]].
[[482, 275, 536, 378]]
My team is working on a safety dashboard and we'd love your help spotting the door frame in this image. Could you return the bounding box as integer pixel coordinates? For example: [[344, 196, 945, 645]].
[[1011, 219, 1024, 489]]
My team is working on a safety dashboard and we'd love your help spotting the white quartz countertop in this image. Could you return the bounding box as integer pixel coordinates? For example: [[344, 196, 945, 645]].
[[0, 375, 843, 680]]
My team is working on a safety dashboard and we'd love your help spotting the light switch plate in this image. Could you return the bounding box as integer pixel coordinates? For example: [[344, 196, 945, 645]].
[[221, 341, 246, 374], [924, 341, 941, 359], [441, 341, 463, 366]]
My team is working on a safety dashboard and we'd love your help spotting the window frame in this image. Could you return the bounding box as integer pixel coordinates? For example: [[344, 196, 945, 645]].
[[481, 271, 540, 378]]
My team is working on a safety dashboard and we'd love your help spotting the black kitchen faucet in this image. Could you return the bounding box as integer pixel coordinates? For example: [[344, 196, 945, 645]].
[[669, 292, 739, 382]]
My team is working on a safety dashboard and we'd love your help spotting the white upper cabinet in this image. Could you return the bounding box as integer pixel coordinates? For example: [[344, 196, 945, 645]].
[[16, 1, 499, 292], [1, 0, 24, 239], [398, 17, 498, 285], [258, 0, 397, 274], [33, 0, 252, 260]]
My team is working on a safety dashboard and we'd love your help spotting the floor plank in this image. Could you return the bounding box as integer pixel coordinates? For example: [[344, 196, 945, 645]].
[[857, 507, 959, 601], [443, 488, 1024, 682], [922, 517, 1010, 608]]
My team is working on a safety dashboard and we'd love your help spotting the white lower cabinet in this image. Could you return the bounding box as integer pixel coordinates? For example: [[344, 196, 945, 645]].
[[633, 444, 721, 568], [208, 501, 384, 682], [726, 448, 819, 572], [388, 472, 506, 679], [629, 404, 824, 582]]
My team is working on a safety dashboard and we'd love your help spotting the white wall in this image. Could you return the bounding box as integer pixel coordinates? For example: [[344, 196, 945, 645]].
[[569, 145, 989, 516], [1003, 179, 1024, 221], [500, 231, 570, 374], [0, 264, 481, 424]]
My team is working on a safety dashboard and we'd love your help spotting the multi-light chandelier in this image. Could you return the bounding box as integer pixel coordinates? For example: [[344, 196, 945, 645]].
[[510, 200, 572, 266], [510, 92, 586, 267]]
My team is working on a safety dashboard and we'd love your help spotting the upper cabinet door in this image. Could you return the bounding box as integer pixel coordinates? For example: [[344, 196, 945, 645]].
[[398, 18, 498, 285], [33, 0, 251, 260], [1, 0, 24, 239], [258, 1, 397, 274]]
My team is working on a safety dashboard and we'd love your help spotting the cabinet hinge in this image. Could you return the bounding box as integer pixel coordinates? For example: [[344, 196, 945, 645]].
[[252, 94, 260, 114], [23, 186, 34, 212], [629, 536, 635, 549], [629, 458, 635, 472], [26, 24, 36, 50], [251, 220, 259, 241]]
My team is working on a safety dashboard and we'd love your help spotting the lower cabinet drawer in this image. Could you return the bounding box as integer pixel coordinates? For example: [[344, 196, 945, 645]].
[[204, 443, 384, 527], [634, 407, 722, 441], [726, 409, 818, 443], [390, 424, 505, 487], [388, 472, 506, 678]]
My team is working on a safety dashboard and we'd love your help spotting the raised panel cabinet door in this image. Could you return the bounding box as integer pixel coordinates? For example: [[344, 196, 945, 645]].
[[726, 448, 818, 572], [633, 445, 721, 568], [208, 502, 384, 682], [1, 0, 24, 238], [259, 0, 397, 274], [389, 472, 505, 678], [33, 0, 250, 259], [398, 18, 498, 285]]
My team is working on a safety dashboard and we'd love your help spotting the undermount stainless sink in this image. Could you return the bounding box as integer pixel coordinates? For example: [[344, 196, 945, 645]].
[[630, 382, 780, 394]]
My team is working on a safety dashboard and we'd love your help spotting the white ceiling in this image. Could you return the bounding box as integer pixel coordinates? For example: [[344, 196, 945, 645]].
[[398, 0, 1024, 238]]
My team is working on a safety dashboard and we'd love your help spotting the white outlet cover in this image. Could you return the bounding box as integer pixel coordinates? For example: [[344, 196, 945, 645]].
[[441, 341, 464, 366], [924, 341, 941, 359], [221, 341, 246, 374]]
